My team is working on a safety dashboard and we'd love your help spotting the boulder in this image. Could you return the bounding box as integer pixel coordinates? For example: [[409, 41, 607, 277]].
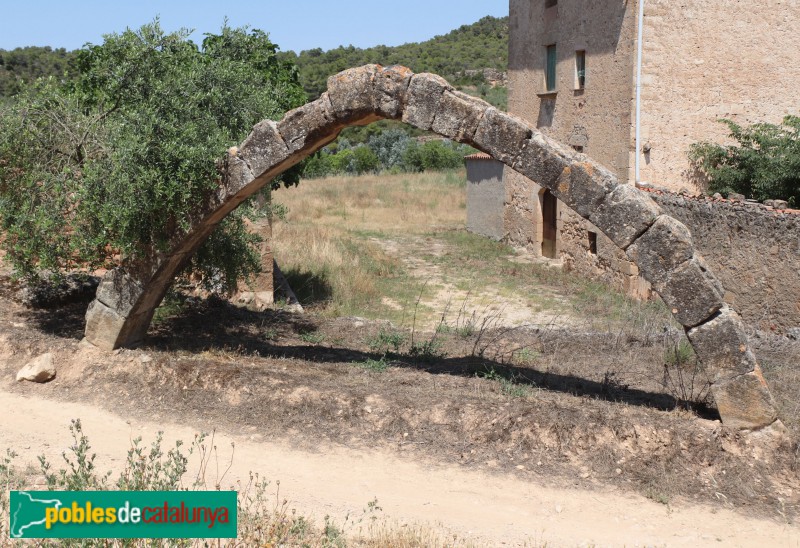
[[16, 353, 55, 383]]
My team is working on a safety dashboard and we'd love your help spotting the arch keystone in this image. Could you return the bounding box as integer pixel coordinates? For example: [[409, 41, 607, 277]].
[[374, 65, 413, 118], [403, 73, 452, 130], [327, 64, 382, 124]]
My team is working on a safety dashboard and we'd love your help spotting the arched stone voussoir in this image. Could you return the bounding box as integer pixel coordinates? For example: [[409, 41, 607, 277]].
[[687, 305, 757, 384], [277, 93, 341, 155], [81, 65, 783, 436], [402, 72, 452, 130], [627, 216, 724, 328], [238, 121, 289, 183]]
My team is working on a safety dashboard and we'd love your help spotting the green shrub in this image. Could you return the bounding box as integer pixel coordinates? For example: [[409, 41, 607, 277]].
[[689, 116, 800, 206], [402, 139, 471, 172]]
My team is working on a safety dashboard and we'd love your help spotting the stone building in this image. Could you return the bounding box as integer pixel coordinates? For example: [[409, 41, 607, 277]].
[[488, 0, 800, 327]]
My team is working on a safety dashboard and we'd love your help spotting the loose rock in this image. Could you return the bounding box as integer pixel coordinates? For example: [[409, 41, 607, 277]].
[[16, 353, 56, 383]]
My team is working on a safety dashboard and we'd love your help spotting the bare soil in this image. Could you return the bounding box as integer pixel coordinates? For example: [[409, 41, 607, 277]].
[[1, 270, 800, 545]]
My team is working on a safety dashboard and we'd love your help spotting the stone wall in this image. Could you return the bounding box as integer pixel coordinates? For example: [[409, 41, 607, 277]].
[[558, 187, 800, 333], [636, 0, 800, 191], [231, 216, 274, 311], [465, 155, 506, 241], [558, 209, 650, 299], [646, 190, 800, 333]]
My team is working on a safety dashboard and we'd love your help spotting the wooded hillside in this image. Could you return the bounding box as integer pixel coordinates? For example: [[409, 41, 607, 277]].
[[280, 16, 509, 99], [0, 16, 509, 102]]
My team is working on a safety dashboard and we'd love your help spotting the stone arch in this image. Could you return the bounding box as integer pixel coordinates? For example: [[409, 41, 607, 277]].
[[83, 65, 782, 434]]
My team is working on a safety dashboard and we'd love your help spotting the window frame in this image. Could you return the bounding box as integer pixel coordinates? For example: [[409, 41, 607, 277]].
[[545, 44, 558, 93], [575, 50, 586, 90]]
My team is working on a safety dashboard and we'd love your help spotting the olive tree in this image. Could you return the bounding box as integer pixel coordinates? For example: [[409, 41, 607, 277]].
[[0, 21, 306, 291]]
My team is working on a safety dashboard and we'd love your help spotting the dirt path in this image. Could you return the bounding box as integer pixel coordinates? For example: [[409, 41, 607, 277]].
[[371, 235, 576, 331], [2, 389, 797, 547]]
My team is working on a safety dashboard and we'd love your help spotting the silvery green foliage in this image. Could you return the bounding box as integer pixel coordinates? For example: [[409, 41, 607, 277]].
[[368, 129, 411, 169]]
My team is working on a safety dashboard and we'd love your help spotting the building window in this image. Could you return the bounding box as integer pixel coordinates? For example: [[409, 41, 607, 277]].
[[545, 44, 557, 92], [588, 231, 598, 255], [545, 0, 558, 7], [575, 50, 586, 89]]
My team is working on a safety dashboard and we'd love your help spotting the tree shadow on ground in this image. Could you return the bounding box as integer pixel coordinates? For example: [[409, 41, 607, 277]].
[[20, 294, 717, 420], [142, 299, 718, 420], [23, 301, 90, 341], [281, 269, 333, 306]]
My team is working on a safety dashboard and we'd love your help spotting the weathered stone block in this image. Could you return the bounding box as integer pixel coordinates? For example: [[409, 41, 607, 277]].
[[627, 215, 695, 286], [277, 95, 336, 154], [374, 65, 413, 119], [687, 305, 756, 383], [589, 184, 662, 249], [95, 269, 144, 318], [508, 135, 570, 199], [551, 161, 617, 219], [84, 300, 128, 351], [473, 108, 533, 166], [658, 255, 725, 327], [403, 73, 452, 131], [239, 120, 290, 179], [222, 154, 255, 198], [326, 65, 380, 123], [431, 90, 490, 143], [711, 365, 778, 430]]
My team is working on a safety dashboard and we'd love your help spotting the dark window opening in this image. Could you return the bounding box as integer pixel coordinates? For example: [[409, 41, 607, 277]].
[[572, 145, 584, 153], [545, 44, 557, 92], [545, 0, 558, 7], [588, 231, 598, 255], [575, 50, 586, 89]]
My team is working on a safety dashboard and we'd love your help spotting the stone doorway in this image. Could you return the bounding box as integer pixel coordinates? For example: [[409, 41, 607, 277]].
[[541, 189, 558, 259]]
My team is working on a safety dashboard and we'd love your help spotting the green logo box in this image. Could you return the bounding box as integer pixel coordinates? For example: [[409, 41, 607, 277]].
[[9, 491, 237, 539]]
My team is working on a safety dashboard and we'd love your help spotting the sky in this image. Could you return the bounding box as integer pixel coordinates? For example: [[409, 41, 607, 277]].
[[0, 1, 508, 53]]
